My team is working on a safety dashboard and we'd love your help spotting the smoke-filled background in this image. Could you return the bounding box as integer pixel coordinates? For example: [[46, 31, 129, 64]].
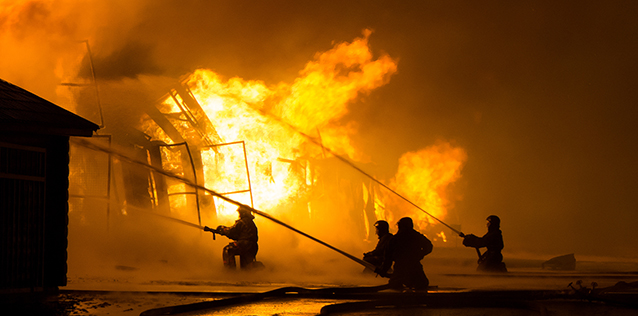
[[2, 0, 638, 282]]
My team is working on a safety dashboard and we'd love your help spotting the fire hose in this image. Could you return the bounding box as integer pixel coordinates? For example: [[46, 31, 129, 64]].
[[72, 136, 479, 270], [256, 109, 464, 237], [252, 108, 490, 265], [72, 136, 476, 271], [253, 114, 482, 260], [71, 138, 377, 271]]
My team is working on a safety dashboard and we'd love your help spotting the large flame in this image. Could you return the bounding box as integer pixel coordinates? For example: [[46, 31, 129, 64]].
[[385, 141, 468, 232], [139, 30, 465, 242], [144, 30, 399, 222]]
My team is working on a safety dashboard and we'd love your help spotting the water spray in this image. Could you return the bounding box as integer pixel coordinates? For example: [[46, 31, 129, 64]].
[[70, 137, 376, 271], [137, 208, 205, 230]]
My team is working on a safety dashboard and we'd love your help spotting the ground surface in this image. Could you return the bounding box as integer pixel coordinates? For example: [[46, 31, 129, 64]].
[[4, 258, 638, 315]]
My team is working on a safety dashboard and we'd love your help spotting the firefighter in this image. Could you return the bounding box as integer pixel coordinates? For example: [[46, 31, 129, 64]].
[[460, 215, 507, 272], [375, 217, 433, 291], [205, 205, 259, 270], [363, 220, 393, 273]]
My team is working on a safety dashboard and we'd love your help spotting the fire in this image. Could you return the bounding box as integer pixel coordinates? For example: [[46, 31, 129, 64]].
[[138, 30, 466, 242], [143, 30, 399, 223], [383, 141, 467, 233], [437, 231, 448, 243], [278, 28, 396, 161]]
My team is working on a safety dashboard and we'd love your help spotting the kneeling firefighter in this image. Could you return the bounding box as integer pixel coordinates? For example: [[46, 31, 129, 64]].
[[204, 205, 260, 270]]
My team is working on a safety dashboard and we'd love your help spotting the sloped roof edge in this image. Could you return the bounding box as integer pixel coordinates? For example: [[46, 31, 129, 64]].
[[0, 78, 100, 136]]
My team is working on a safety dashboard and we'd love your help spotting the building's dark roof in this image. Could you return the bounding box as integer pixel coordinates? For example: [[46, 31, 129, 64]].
[[0, 78, 99, 137]]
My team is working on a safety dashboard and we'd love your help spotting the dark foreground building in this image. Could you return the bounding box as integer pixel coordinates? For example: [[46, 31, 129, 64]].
[[0, 78, 99, 294]]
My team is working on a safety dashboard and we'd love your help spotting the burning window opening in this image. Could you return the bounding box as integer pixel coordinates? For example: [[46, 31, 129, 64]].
[[68, 135, 113, 229], [158, 142, 204, 225]]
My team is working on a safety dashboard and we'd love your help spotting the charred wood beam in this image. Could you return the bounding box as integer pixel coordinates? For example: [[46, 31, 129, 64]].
[[172, 84, 223, 145], [144, 104, 185, 144]]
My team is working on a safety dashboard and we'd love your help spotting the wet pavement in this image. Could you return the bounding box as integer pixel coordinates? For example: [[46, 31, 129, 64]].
[[5, 267, 635, 316], [4, 256, 638, 316]]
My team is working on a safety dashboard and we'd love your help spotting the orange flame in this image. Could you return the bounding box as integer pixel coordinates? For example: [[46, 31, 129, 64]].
[[384, 141, 467, 233], [142, 30, 466, 239], [147, 30, 398, 222]]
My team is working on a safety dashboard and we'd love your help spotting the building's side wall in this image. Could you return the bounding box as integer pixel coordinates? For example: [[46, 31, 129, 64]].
[[0, 134, 69, 292], [43, 136, 70, 288]]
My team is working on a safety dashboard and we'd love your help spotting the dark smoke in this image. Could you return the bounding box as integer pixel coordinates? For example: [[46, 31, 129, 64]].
[[81, 41, 164, 80]]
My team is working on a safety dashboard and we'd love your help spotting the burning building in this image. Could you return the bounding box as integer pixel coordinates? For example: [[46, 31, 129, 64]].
[[63, 31, 467, 277]]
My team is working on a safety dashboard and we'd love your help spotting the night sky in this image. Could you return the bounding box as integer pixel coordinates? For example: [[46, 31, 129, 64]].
[[2, 0, 637, 259]]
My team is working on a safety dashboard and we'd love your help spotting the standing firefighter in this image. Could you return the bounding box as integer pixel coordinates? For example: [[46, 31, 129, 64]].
[[363, 220, 393, 274], [204, 206, 259, 270], [460, 215, 507, 272], [375, 217, 433, 291]]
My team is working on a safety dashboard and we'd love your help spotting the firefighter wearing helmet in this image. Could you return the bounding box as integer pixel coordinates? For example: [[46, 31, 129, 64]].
[[460, 215, 507, 272], [363, 220, 394, 273], [205, 206, 259, 270], [375, 217, 433, 290]]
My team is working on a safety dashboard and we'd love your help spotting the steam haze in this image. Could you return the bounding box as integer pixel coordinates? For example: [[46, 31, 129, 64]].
[[2, 0, 638, 279]]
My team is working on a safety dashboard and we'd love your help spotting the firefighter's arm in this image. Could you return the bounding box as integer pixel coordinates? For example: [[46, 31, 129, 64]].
[[203, 225, 228, 236], [462, 234, 481, 248]]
